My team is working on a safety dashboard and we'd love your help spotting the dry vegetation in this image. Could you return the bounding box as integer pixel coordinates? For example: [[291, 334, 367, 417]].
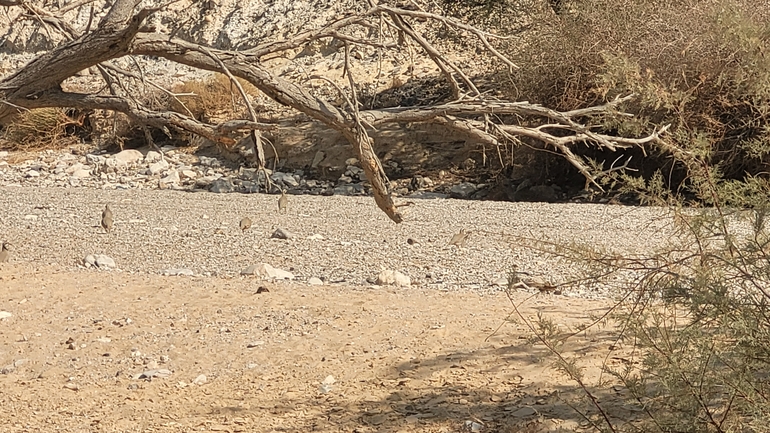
[[505, 0, 770, 192], [4, 1, 770, 431], [170, 73, 262, 124], [472, 2, 770, 430], [0, 108, 87, 151]]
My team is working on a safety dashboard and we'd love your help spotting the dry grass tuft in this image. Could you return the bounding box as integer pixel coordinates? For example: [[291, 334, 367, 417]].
[[170, 73, 261, 124], [1, 108, 86, 151]]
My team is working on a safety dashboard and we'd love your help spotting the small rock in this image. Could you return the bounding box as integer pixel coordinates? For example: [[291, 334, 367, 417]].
[[113, 149, 143, 165], [199, 156, 221, 167], [148, 159, 169, 175], [63, 383, 79, 391], [416, 176, 434, 189], [270, 228, 295, 240], [136, 369, 172, 380], [65, 162, 84, 175], [449, 182, 478, 199], [209, 178, 234, 193], [72, 169, 90, 178], [94, 254, 116, 270], [511, 407, 538, 417], [144, 151, 162, 163], [241, 263, 294, 280], [308, 277, 324, 286], [241, 263, 277, 279], [376, 270, 411, 287], [491, 277, 509, 287], [83, 255, 96, 267], [307, 234, 324, 241], [195, 176, 216, 188], [0, 311, 11, 320], [334, 184, 364, 195], [464, 420, 483, 432], [161, 268, 194, 276], [240, 168, 258, 180], [346, 166, 363, 176], [86, 154, 106, 165], [24, 214, 38, 220], [159, 170, 180, 188], [241, 181, 259, 193], [319, 375, 335, 393], [25, 170, 40, 178], [180, 169, 197, 180], [246, 341, 264, 348], [409, 191, 448, 199], [192, 374, 207, 385], [274, 268, 295, 280], [345, 157, 359, 166], [272, 171, 299, 188]]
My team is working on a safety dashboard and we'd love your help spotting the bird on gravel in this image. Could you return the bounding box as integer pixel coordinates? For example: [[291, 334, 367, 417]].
[[278, 189, 288, 214], [101, 204, 114, 233], [0, 242, 10, 263], [239, 217, 252, 232], [448, 229, 470, 248]]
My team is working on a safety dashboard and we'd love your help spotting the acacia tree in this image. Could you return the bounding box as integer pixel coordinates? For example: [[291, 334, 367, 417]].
[[0, 0, 667, 223]]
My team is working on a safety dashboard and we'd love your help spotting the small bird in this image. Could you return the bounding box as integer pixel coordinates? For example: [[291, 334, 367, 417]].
[[239, 217, 252, 232], [101, 204, 114, 233], [278, 190, 288, 214], [0, 242, 10, 263], [448, 229, 470, 248]]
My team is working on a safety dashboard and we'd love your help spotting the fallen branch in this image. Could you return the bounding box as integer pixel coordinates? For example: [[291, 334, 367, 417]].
[[0, 0, 668, 223]]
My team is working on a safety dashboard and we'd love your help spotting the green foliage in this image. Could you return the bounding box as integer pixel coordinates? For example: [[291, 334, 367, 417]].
[[521, 132, 770, 431]]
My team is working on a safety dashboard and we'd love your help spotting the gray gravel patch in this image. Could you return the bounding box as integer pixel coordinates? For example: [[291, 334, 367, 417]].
[[0, 186, 676, 296]]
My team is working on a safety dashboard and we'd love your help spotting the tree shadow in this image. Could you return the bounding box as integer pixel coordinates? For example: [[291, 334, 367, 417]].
[[250, 318, 644, 433]]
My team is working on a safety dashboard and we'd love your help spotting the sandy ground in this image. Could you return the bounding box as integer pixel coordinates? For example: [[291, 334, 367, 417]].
[[0, 187, 661, 432], [0, 264, 634, 433]]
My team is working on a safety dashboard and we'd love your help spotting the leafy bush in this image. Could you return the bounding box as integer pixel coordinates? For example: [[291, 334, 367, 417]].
[[516, 131, 770, 432]]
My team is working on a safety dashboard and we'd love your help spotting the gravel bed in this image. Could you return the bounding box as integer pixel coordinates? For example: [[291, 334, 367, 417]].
[[0, 186, 676, 297]]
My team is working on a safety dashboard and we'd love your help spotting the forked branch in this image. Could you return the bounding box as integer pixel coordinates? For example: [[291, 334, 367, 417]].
[[0, 0, 667, 222]]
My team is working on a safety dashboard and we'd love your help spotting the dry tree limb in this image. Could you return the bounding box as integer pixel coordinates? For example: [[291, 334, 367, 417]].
[[0, 0, 669, 223], [195, 45, 277, 190], [342, 42, 403, 222]]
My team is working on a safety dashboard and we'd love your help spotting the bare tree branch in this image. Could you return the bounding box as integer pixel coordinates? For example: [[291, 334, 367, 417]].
[[0, 0, 669, 223]]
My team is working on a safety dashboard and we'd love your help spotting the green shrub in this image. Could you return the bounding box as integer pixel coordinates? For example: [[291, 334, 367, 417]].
[[518, 134, 770, 431]]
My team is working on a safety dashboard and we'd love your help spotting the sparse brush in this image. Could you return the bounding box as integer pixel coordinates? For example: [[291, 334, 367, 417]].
[[516, 128, 770, 431], [1, 108, 84, 151], [171, 73, 261, 124], [505, 0, 770, 200]]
